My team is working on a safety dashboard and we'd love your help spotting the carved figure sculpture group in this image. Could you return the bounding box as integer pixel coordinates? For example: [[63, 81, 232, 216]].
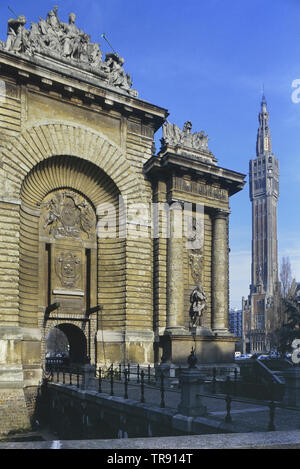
[[0, 7, 135, 95], [161, 120, 210, 152]]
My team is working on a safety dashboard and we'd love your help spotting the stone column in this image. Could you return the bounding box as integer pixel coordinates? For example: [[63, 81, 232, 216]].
[[212, 209, 229, 334], [166, 204, 185, 330]]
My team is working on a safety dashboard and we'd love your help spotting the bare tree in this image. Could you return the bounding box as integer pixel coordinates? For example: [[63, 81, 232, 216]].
[[280, 256, 293, 298]]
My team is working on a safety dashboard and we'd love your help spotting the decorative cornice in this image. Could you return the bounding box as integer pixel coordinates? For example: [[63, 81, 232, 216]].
[[144, 151, 246, 197]]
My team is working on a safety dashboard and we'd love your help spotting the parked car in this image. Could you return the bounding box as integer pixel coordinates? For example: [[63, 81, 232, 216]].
[[235, 354, 251, 360], [257, 354, 270, 360], [269, 351, 281, 359]]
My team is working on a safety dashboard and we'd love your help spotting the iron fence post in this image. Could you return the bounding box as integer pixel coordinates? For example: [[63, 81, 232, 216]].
[[225, 376, 231, 395], [148, 364, 151, 384], [268, 401, 276, 431], [69, 368, 72, 386], [160, 372, 165, 408], [234, 368, 238, 395], [137, 364, 140, 383], [110, 366, 114, 396], [127, 363, 130, 382], [119, 363, 122, 381], [225, 394, 232, 423], [212, 367, 217, 394], [98, 367, 102, 393], [77, 368, 80, 388], [140, 370, 145, 403], [124, 369, 128, 399], [62, 368, 65, 385], [224, 376, 232, 423]]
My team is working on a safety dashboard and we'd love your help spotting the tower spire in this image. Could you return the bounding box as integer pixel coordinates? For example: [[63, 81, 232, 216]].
[[262, 83, 266, 102], [256, 92, 272, 157]]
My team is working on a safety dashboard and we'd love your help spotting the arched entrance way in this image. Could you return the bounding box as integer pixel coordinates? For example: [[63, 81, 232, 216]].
[[57, 324, 88, 364], [46, 323, 88, 365], [19, 154, 126, 368]]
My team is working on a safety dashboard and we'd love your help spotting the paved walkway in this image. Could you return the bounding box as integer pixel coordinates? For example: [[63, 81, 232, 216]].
[[71, 374, 300, 434], [1, 430, 300, 449]]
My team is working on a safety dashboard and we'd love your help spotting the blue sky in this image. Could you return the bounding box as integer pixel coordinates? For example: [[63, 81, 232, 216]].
[[1, 0, 300, 308]]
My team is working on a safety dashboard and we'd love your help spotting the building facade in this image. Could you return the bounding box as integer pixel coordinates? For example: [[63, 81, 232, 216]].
[[229, 308, 242, 338], [0, 8, 245, 434], [242, 95, 280, 354]]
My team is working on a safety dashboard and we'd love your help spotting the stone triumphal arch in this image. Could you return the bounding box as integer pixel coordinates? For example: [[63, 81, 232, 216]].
[[0, 7, 245, 433]]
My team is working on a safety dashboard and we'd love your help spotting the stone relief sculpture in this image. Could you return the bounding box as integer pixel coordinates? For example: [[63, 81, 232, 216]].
[[187, 216, 204, 285], [55, 251, 81, 288], [0, 7, 137, 96], [161, 120, 209, 152], [189, 249, 204, 285], [189, 285, 207, 327], [42, 191, 95, 238], [43, 197, 61, 234]]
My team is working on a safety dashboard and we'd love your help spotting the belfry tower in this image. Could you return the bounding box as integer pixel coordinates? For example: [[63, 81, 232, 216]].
[[242, 95, 280, 353], [250, 94, 279, 296]]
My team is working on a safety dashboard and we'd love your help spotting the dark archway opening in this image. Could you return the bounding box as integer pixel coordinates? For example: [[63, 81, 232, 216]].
[[58, 323, 88, 364], [46, 323, 88, 365]]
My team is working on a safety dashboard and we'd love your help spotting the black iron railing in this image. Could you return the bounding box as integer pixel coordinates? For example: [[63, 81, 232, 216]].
[[45, 361, 300, 433], [195, 390, 279, 431]]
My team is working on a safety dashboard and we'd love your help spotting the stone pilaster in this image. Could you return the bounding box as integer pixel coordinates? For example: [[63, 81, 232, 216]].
[[212, 209, 229, 334], [166, 205, 185, 331]]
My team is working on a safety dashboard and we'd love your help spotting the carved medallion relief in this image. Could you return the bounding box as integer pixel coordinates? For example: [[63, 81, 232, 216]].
[[55, 251, 81, 289]]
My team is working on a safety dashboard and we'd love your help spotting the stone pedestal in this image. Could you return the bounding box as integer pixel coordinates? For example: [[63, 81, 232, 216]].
[[81, 364, 96, 391], [283, 367, 300, 408], [190, 326, 214, 337], [177, 368, 207, 417], [162, 329, 237, 364], [155, 362, 177, 387]]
